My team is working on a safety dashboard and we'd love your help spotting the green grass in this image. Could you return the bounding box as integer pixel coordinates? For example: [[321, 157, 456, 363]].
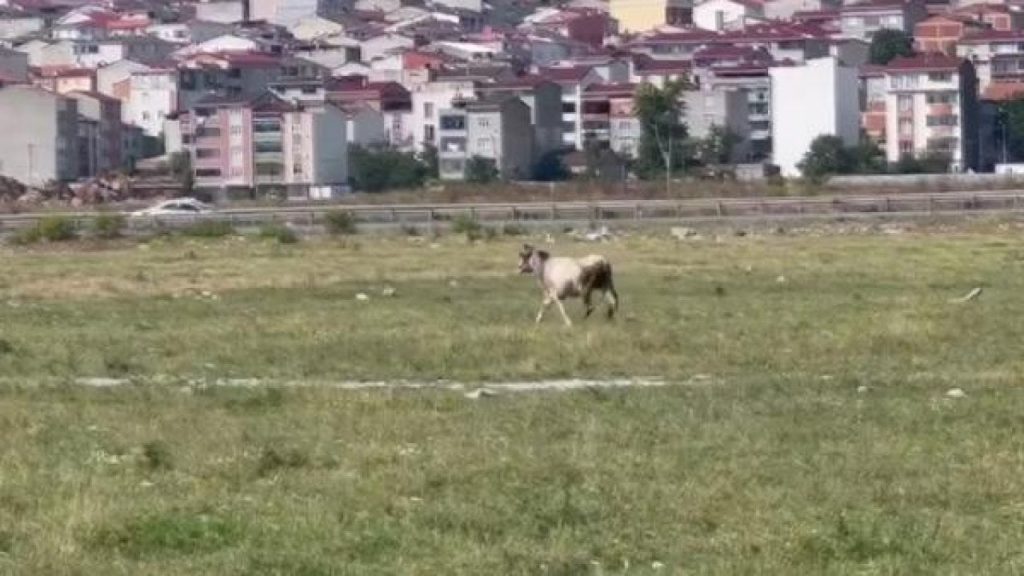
[[3, 221, 1024, 573]]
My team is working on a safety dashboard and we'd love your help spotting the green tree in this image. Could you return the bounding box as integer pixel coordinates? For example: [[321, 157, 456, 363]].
[[532, 150, 569, 181], [348, 146, 428, 192], [798, 135, 856, 180], [634, 79, 689, 181], [418, 143, 439, 180], [168, 151, 194, 195], [1000, 97, 1024, 161], [850, 138, 887, 174], [693, 124, 740, 166], [869, 29, 914, 65], [465, 156, 498, 184]]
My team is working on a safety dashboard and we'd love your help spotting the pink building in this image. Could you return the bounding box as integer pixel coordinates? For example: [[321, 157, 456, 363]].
[[183, 92, 349, 198]]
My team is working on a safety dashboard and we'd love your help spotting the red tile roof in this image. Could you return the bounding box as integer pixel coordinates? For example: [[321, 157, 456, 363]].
[[538, 65, 595, 82], [841, 0, 918, 12], [959, 29, 1024, 43], [884, 53, 962, 71], [984, 80, 1024, 101], [584, 82, 637, 96]]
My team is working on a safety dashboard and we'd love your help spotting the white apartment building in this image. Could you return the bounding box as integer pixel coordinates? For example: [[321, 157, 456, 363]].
[[770, 56, 860, 177], [883, 54, 979, 171]]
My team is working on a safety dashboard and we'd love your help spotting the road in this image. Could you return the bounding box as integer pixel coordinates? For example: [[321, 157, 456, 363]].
[[3, 189, 1024, 234]]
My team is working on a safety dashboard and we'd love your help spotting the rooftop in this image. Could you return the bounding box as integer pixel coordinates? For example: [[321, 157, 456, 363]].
[[884, 53, 962, 72]]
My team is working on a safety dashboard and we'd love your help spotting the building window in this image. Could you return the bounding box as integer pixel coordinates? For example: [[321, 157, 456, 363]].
[[477, 138, 492, 153], [477, 118, 490, 128], [928, 72, 952, 82], [424, 125, 435, 142], [196, 168, 222, 177], [926, 115, 958, 126], [899, 118, 913, 137], [196, 148, 219, 159], [926, 92, 957, 104], [891, 75, 919, 89], [424, 102, 434, 119], [898, 95, 913, 112], [440, 115, 465, 130], [899, 140, 913, 154]]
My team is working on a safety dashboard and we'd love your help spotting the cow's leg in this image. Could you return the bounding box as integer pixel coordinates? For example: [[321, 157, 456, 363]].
[[535, 296, 553, 324], [583, 288, 595, 318], [554, 298, 573, 327], [604, 283, 619, 320]]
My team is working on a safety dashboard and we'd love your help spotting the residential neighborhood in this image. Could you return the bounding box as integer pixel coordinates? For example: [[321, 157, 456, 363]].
[[0, 0, 1022, 199]]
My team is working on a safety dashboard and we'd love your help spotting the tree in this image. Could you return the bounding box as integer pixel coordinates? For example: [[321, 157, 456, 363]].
[[693, 124, 740, 166], [532, 150, 569, 181], [1000, 97, 1024, 161], [850, 138, 887, 174], [465, 156, 498, 184], [418, 143, 439, 180], [634, 79, 689, 183], [798, 135, 856, 180], [168, 151, 193, 195], [348, 145, 428, 192], [869, 29, 914, 65]]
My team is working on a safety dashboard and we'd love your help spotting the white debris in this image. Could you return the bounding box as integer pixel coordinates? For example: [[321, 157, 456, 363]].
[[776, 275, 787, 283], [670, 227, 698, 240], [448, 279, 459, 288], [856, 385, 869, 394], [464, 388, 498, 399], [950, 287, 982, 303], [946, 388, 966, 399], [355, 293, 369, 301], [582, 226, 612, 242], [381, 287, 396, 297], [652, 561, 665, 570]]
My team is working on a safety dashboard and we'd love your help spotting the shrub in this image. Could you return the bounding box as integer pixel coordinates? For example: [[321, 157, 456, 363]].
[[502, 223, 527, 236], [259, 224, 299, 244], [38, 216, 77, 242], [9, 226, 42, 246], [257, 445, 310, 477], [452, 214, 483, 241], [141, 440, 173, 471], [93, 213, 125, 239], [324, 211, 357, 235], [181, 220, 234, 238]]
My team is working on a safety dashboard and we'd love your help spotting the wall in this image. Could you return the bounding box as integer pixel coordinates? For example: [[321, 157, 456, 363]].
[[770, 57, 858, 177], [610, 0, 665, 33], [0, 85, 78, 185], [694, 0, 748, 31], [195, 0, 245, 23], [499, 99, 534, 179]]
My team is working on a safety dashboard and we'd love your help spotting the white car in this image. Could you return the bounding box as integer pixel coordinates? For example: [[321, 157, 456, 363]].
[[130, 198, 215, 218]]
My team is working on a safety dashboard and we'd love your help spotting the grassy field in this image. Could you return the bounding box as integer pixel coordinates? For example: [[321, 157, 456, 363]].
[[4, 221, 1024, 573]]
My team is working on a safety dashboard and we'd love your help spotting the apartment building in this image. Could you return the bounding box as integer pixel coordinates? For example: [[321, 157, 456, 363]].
[[183, 93, 349, 198], [883, 54, 979, 171], [437, 96, 534, 180], [0, 84, 79, 185], [839, 0, 927, 40], [770, 56, 860, 177], [67, 90, 122, 176]]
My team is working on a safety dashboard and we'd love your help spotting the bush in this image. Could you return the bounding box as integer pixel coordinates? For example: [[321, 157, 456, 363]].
[[452, 214, 483, 241], [181, 220, 234, 238], [349, 145, 429, 192], [39, 216, 77, 242], [465, 156, 499, 184], [9, 216, 77, 245], [502, 223, 527, 236], [324, 211, 357, 235], [259, 224, 299, 244], [92, 213, 125, 239], [141, 441, 173, 471]]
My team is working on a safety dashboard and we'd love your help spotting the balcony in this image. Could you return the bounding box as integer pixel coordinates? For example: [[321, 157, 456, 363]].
[[929, 104, 954, 116]]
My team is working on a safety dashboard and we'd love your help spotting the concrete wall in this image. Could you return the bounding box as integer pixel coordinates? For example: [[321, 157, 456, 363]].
[[0, 85, 78, 185], [499, 99, 534, 179], [771, 57, 859, 177]]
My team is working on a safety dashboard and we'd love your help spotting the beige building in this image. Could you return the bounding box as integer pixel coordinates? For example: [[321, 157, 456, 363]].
[[610, 0, 692, 33], [0, 84, 79, 185]]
